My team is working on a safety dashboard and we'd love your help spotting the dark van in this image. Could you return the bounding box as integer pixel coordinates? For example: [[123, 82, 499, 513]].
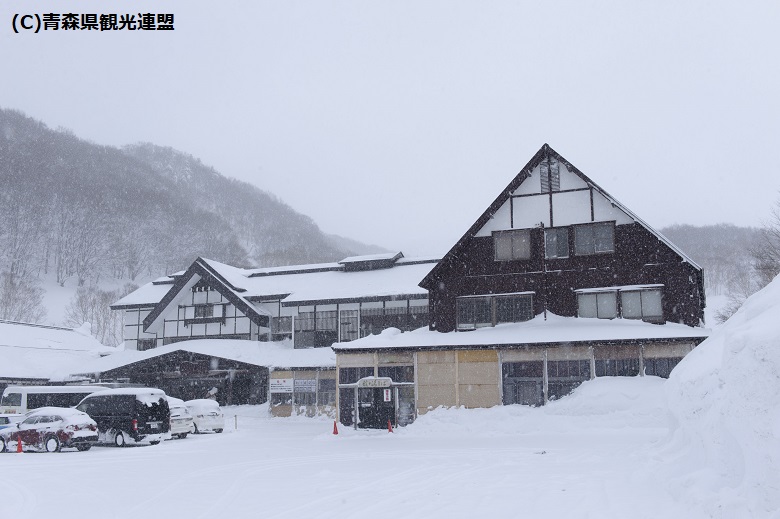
[[76, 388, 170, 446]]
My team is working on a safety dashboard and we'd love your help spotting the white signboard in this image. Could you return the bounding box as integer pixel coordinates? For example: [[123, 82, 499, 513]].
[[383, 389, 392, 402], [357, 377, 392, 388], [294, 379, 316, 392], [269, 378, 293, 393]]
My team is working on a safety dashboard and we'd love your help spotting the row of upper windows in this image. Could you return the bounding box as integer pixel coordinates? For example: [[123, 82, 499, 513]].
[[455, 287, 663, 330], [493, 222, 615, 261]]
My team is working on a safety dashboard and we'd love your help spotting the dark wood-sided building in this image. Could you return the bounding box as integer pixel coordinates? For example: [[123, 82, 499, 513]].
[[333, 144, 709, 427]]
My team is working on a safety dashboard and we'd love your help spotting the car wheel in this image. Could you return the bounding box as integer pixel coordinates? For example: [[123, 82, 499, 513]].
[[44, 435, 61, 453], [215, 429, 223, 434], [0, 437, 6, 452], [114, 431, 126, 447], [149, 440, 160, 445], [179, 433, 188, 439], [76, 444, 92, 452]]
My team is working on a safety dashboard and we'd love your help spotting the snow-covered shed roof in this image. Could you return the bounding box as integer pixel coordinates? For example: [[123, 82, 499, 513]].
[[332, 313, 709, 352], [72, 338, 335, 376], [0, 320, 114, 381]]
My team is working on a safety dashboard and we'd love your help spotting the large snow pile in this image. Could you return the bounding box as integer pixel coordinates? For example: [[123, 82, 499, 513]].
[[664, 275, 780, 517], [402, 376, 669, 439]]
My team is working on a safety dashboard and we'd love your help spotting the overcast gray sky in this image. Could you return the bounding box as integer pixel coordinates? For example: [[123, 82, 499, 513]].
[[3, 1, 779, 257]]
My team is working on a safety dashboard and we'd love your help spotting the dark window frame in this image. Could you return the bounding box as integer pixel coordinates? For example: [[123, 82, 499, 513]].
[[457, 293, 534, 330], [137, 338, 157, 351], [544, 226, 570, 259], [573, 222, 615, 256], [493, 229, 532, 261], [577, 287, 663, 322]]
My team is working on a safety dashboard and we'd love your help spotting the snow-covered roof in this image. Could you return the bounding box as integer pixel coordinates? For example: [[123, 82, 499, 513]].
[[339, 251, 403, 264], [73, 338, 335, 376], [113, 253, 439, 311], [0, 320, 114, 381], [332, 313, 709, 352], [112, 280, 177, 308]]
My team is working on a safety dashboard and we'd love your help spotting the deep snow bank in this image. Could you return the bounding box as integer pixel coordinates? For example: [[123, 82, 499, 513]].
[[400, 376, 669, 438], [665, 275, 780, 517]]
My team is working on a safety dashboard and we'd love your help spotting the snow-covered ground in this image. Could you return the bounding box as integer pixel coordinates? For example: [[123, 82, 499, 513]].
[[0, 378, 714, 519]]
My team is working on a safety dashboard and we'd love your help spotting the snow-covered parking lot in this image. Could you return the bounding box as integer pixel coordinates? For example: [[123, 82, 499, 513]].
[[0, 377, 728, 519]]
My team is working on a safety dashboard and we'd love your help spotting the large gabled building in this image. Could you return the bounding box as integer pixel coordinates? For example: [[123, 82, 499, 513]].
[[333, 144, 709, 428], [105, 253, 437, 409], [111, 253, 438, 351]]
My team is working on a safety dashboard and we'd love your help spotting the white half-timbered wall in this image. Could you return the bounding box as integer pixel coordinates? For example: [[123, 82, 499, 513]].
[[475, 161, 633, 236]]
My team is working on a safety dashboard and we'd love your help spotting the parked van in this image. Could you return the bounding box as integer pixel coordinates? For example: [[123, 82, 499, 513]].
[[0, 386, 108, 415], [76, 388, 170, 446]]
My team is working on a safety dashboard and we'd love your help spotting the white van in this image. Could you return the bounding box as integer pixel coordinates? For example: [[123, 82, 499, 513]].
[[0, 386, 108, 415]]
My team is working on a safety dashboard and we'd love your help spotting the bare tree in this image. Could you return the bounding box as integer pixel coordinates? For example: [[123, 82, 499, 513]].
[[717, 199, 780, 322], [64, 283, 137, 346], [0, 272, 47, 323]]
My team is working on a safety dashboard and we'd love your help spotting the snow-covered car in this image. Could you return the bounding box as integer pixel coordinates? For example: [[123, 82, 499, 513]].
[[0, 407, 98, 452], [76, 388, 170, 446], [185, 399, 224, 433], [167, 397, 194, 439], [0, 414, 22, 431]]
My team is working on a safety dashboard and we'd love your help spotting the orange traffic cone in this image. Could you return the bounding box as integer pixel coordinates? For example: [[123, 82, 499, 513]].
[[16, 437, 22, 453], [332, 420, 339, 435], [387, 419, 393, 433]]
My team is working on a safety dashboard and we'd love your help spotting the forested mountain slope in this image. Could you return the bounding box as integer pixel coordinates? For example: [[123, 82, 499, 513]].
[[0, 108, 364, 289]]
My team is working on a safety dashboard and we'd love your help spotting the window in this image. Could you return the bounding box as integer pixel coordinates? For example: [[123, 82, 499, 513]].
[[0, 392, 21, 406], [502, 361, 544, 406], [338, 367, 375, 385], [194, 304, 213, 318], [495, 294, 534, 324], [644, 357, 682, 378], [270, 393, 292, 406], [577, 292, 617, 319], [621, 289, 663, 321], [494, 230, 531, 261], [294, 312, 315, 332], [595, 358, 640, 377], [378, 365, 414, 383], [547, 360, 591, 401], [544, 227, 569, 259], [578, 287, 663, 321], [137, 338, 156, 351], [293, 392, 316, 406], [540, 158, 560, 193], [457, 296, 492, 330], [457, 293, 533, 330], [318, 379, 336, 406], [574, 222, 614, 255], [271, 316, 292, 341]]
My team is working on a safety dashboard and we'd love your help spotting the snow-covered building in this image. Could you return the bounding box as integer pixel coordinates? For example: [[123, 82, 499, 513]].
[[333, 144, 709, 427], [0, 320, 114, 392], [111, 253, 437, 350], [71, 339, 337, 412], [104, 253, 436, 408]]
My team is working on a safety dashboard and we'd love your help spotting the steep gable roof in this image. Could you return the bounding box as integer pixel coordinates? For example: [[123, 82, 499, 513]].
[[142, 257, 271, 333], [420, 143, 701, 289]]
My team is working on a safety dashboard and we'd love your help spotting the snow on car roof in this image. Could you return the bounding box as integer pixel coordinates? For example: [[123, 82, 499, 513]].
[[25, 406, 93, 418], [184, 399, 221, 409]]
